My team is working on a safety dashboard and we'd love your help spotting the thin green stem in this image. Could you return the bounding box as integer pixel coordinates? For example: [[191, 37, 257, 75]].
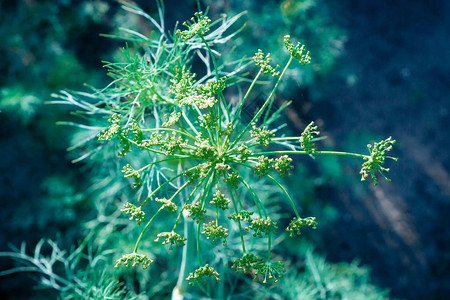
[[267, 233, 272, 261], [141, 127, 197, 141], [237, 173, 266, 218], [189, 105, 215, 146], [267, 175, 300, 218], [253, 150, 368, 159], [195, 171, 215, 265], [227, 184, 247, 254], [197, 220, 202, 266], [199, 35, 225, 139], [232, 69, 262, 125], [199, 35, 231, 123], [230, 56, 294, 150], [127, 138, 191, 158], [271, 137, 300, 142], [181, 110, 200, 135], [170, 181, 191, 231], [136, 157, 188, 173], [140, 164, 201, 208], [134, 207, 164, 252]]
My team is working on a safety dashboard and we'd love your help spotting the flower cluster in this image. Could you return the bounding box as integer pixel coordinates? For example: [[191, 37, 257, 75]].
[[221, 122, 234, 136], [225, 172, 240, 189], [210, 190, 230, 210], [274, 155, 294, 177], [129, 119, 143, 143], [184, 162, 212, 183], [197, 77, 228, 97], [195, 137, 217, 160], [254, 261, 286, 283], [254, 155, 294, 177], [238, 144, 252, 162], [120, 202, 145, 225], [138, 132, 163, 148], [198, 113, 216, 129], [300, 121, 320, 155], [155, 197, 177, 213], [232, 253, 263, 273], [250, 123, 275, 147], [228, 210, 254, 222], [214, 161, 231, 171], [97, 113, 132, 156], [162, 111, 182, 127], [160, 132, 188, 155], [202, 220, 229, 245], [253, 49, 280, 77], [170, 66, 220, 109], [114, 253, 153, 270], [286, 216, 317, 237], [284, 35, 311, 65], [154, 231, 186, 250], [253, 156, 274, 177], [186, 264, 220, 286], [360, 137, 397, 185], [246, 217, 277, 238], [122, 164, 142, 188], [176, 11, 211, 40], [189, 93, 217, 109], [184, 202, 207, 223], [170, 66, 195, 102], [97, 113, 121, 141]]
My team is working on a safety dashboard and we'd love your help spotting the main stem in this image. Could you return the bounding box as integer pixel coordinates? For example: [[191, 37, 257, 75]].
[[172, 164, 193, 300], [172, 211, 194, 300]]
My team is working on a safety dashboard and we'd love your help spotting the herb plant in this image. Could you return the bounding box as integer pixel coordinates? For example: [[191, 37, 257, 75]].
[[53, 0, 397, 293]]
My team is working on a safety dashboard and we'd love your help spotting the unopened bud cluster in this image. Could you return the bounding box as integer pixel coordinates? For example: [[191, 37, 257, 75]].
[[186, 264, 220, 286], [360, 136, 397, 185], [286, 216, 317, 237], [300, 121, 320, 155], [115, 253, 153, 269], [121, 202, 145, 225]]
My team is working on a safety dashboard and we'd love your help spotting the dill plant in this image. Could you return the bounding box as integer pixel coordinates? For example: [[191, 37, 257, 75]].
[[53, 0, 397, 291]]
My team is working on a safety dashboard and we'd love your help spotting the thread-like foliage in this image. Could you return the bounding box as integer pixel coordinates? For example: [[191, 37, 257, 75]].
[[52, 1, 397, 287]]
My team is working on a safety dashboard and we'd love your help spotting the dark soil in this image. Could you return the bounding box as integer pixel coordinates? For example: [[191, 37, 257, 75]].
[[308, 0, 450, 299]]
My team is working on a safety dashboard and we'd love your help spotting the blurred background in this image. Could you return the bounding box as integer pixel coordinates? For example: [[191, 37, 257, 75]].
[[1, 0, 449, 299]]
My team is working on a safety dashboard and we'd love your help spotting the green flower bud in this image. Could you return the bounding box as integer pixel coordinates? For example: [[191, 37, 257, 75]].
[[300, 121, 320, 155], [210, 190, 231, 210], [245, 216, 277, 238], [202, 220, 229, 245], [155, 197, 177, 213], [250, 123, 275, 147], [120, 202, 145, 225], [254, 260, 285, 283], [232, 253, 263, 273], [284, 35, 311, 65], [254, 155, 273, 177], [360, 136, 397, 185], [186, 264, 220, 286], [274, 155, 294, 177], [115, 253, 153, 270], [154, 231, 186, 250], [253, 49, 280, 77], [184, 202, 207, 223], [286, 216, 317, 237], [176, 12, 211, 40]]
